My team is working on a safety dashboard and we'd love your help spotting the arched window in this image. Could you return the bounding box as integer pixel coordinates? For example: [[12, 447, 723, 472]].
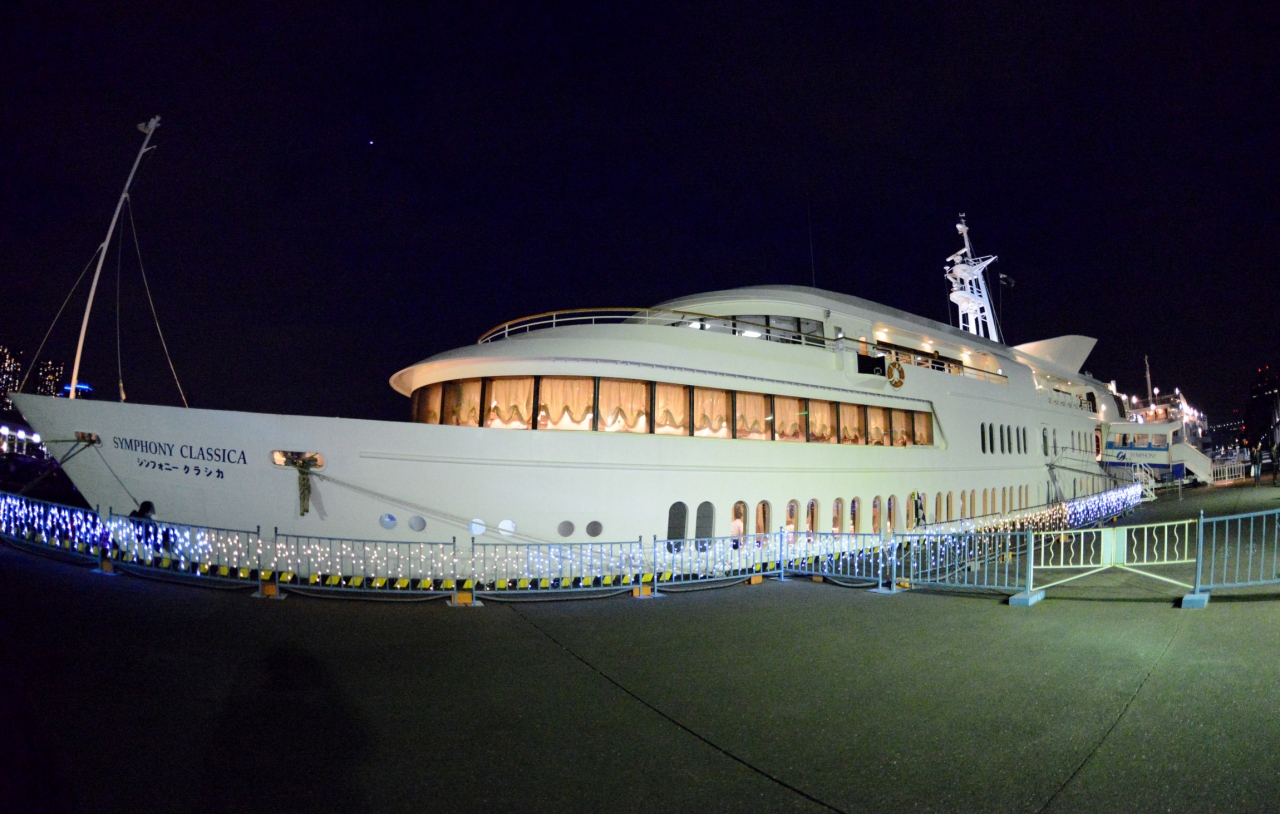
[[667, 502, 687, 540], [946, 491, 954, 521], [731, 501, 747, 548], [832, 498, 845, 534], [935, 492, 943, 525], [755, 501, 771, 543], [695, 501, 715, 540], [981, 423, 987, 454], [1001, 487, 1007, 515], [887, 496, 898, 533], [982, 489, 989, 516], [1042, 428, 1049, 456], [988, 424, 996, 454], [805, 499, 819, 540], [850, 498, 861, 534], [1053, 429, 1058, 456], [872, 497, 882, 535], [906, 492, 917, 530], [1000, 426, 1007, 454], [785, 499, 800, 542]]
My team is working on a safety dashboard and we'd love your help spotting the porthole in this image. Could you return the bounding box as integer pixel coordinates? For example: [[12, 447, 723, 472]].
[[469, 519, 487, 536], [558, 520, 575, 537], [408, 515, 426, 532], [586, 521, 603, 537], [379, 513, 397, 530], [499, 519, 516, 536]]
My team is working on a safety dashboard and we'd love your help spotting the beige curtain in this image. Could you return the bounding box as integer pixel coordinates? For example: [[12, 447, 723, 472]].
[[892, 409, 913, 446], [809, 400, 836, 443], [413, 382, 442, 424], [693, 387, 731, 438], [539, 376, 594, 430], [867, 406, 890, 446], [485, 377, 534, 429], [654, 383, 689, 436], [840, 403, 865, 444], [735, 392, 770, 440], [598, 379, 649, 433], [774, 396, 806, 442], [913, 411, 933, 445], [442, 379, 482, 427]]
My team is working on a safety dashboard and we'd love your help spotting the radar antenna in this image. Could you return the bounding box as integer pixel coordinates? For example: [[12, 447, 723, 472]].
[[944, 215, 1001, 343]]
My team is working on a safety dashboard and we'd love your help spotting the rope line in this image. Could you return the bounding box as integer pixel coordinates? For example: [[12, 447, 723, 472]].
[[18, 247, 102, 393], [508, 603, 848, 813], [115, 212, 125, 401], [126, 197, 188, 407]]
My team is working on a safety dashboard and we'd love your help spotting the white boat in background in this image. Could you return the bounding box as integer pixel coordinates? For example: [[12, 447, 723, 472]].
[[15, 217, 1126, 549]]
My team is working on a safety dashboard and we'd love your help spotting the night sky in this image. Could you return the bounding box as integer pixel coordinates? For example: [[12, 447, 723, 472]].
[[1, 3, 1275, 423]]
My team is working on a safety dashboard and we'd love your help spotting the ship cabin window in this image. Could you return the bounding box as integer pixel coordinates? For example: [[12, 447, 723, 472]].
[[755, 501, 771, 540], [989, 424, 996, 454], [1152, 434, 1168, 448], [867, 407, 890, 446], [735, 392, 771, 440], [785, 500, 800, 541], [731, 501, 747, 546], [271, 451, 326, 469], [840, 404, 866, 444], [872, 497, 882, 535], [851, 498, 861, 534], [412, 382, 443, 424], [693, 387, 732, 438], [1053, 429, 1058, 455], [809, 400, 837, 443], [598, 378, 650, 433], [539, 376, 594, 431], [914, 412, 933, 445], [695, 502, 715, 539], [486, 377, 535, 429], [775, 397, 807, 442], [442, 379, 483, 427], [667, 502, 688, 541], [935, 492, 943, 524], [655, 383, 690, 436], [886, 495, 897, 532], [1042, 428, 1049, 456], [1134, 434, 1150, 448], [891, 409, 913, 446], [999, 426, 1006, 454], [805, 499, 819, 537], [1022, 427, 1028, 454], [832, 498, 845, 534], [981, 423, 987, 454], [946, 491, 954, 521]]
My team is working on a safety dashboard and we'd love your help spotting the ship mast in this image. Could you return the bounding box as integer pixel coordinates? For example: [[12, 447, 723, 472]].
[[68, 116, 160, 400], [944, 215, 1001, 343]]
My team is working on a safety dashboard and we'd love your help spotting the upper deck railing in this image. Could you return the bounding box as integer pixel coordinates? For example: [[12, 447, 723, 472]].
[[477, 307, 1008, 385]]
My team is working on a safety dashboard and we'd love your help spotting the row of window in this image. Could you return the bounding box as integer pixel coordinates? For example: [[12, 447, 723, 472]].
[[1107, 432, 1169, 450], [664, 480, 1110, 541], [412, 377, 934, 446], [981, 423, 1028, 455]]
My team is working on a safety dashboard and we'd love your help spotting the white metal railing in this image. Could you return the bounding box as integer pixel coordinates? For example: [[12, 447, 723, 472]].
[[1212, 462, 1249, 483]]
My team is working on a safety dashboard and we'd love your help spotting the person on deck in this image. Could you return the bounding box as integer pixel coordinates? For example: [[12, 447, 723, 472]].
[[1252, 445, 1263, 487]]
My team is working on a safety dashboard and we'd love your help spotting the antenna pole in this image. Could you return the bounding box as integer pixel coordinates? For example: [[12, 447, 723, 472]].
[[68, 116, 160, 400], [1145, 355, 1153, 403]]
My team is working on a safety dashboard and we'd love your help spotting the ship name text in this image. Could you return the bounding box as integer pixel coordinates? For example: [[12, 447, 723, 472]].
[[113, 437, 248, 465]]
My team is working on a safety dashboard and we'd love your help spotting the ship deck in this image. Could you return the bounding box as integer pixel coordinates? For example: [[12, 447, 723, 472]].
[[4, 483, 1280, 812]]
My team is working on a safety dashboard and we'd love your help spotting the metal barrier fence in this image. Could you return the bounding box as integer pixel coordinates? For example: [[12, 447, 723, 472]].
[[9, 485, 1275, 607], [1212, 462, 1249, 483]]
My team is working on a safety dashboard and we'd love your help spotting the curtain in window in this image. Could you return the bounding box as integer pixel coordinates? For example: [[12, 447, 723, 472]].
[[808, 400, 836, 443], [774, 396, 806, 442], [412, 383, 442, 424], [913, 411, 933, 445], [839, 403, 866, 444], [442, 379, 482, 427], [832, 498, 844, 534], [735, 392, 770, 440], [891, 409, 913, 446], [654, 383, 689, 436], [693, 387, 731, 438], [598, 379, 649, 433], [538, 376, 594, 430], [755, 501, 771, 536], [867, 406, 890, 446], [484, 377, 534, 429]]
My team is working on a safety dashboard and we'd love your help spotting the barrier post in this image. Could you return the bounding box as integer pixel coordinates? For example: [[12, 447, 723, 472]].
[[1010, 530, 1044, 606], [776, 528, 787, 580], [1183, 510, 1209, 609]]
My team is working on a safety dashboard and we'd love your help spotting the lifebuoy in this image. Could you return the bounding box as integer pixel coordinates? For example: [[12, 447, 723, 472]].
[[887, 360, 905, 388]]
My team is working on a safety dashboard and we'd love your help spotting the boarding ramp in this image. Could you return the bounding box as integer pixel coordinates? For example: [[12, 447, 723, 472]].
[[1174, 443, 1215, 485]]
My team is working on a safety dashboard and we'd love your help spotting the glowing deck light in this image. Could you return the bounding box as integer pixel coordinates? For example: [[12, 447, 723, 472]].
[[741, 330, 762, 338]]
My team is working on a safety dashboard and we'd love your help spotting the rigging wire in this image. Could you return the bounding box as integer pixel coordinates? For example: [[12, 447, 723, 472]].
[[18, 246, 102, 393], [115, 211, 125, 401], [125, 196, 188, 407]]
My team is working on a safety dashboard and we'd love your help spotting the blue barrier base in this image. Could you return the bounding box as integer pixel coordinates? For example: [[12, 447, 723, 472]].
[[1009, 590, 1045, 607], [1181, 592, 1210, 609]]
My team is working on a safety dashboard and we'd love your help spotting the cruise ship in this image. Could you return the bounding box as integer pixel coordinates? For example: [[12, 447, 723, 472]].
[[13, 222, 1123, 549]]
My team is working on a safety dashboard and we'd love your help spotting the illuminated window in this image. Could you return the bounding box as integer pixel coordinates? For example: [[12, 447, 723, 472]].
[[887, 495, 897, 532], [891, 409, 912, 446], [755, 501, 772, 540], [982, 489, 989, 516], [850, 497, 861, 534], [946, 491, 954, 521], [271, 451, 325, 469], [485, 377, 534, 429], [872, 496, 882, 535], [734, 392, 771, 440], [598, 378, 650, 433], [839, 403, 866, 444], [832, 498, 845, 534], [442, 379, 482, 427], [785, 499, 800, 535], [913, 412, 933, 446], [538, 376, 594, 431], [411, 383, 443, 424], [731, 501, 747, 547], [1134, 434, 1150, 448], [808, 400, 837, 443], [906, 492, 917, 530], [693, 387, 732, 438], [867, 407, 890, 446], [774, 396, 807, 442], [806, 499, 819, 536], [654, 383, 690, 436], [935, 492, 942, 524]]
